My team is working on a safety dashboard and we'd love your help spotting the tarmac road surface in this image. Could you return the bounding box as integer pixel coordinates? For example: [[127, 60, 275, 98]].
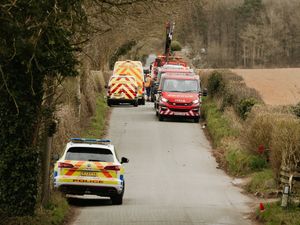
[[71, 103, 252, 225]]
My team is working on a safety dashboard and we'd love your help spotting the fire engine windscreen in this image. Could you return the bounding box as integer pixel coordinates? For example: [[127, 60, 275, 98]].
[[65, 147, 114, 162], [162, 79, 199, 93]]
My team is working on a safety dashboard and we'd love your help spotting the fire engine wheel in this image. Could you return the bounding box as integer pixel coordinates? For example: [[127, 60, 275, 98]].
[[158, 114, 164, 121], [107, 100, 112, 107], [156, 110, 158, 116], [194, 118, 200, 123], [133, 101, 138, 107]]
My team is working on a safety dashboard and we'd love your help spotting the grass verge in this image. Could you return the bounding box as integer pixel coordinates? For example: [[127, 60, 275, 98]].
[[202, 100, 237, 148], [246, 169, 277, 197], [2, 93, 109, 225], [202, 70, 300, 225], [3, 192, 69, 225], [202, 98, 267, 176], [225, 146, 267, 176], [82, 93, 109, 138], [257, 202, 300, 225]]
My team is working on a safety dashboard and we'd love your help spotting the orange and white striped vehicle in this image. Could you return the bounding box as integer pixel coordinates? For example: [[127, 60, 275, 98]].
[[113, 60, 145, 105], [54, 138, 129, 205], [107, 75, 138, 106]]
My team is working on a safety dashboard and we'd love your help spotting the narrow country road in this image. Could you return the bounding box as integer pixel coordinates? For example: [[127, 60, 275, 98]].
[[71, 103, 252, 225]]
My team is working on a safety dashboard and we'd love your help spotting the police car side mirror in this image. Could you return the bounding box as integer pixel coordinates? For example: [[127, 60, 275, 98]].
[[121, 157, 129, 164]]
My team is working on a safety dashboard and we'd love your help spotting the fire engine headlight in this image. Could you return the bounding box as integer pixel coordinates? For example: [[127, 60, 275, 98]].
[[192, 99, 199, 104], [161, 97, 168, 103]]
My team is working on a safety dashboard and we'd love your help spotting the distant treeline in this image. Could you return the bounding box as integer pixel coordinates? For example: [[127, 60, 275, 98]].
[[177, 0, 300, 68]]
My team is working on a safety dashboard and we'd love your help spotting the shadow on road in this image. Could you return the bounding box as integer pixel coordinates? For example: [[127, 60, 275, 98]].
[[67, 196, 112, 207], [159, 117, 203, 123], [109, 103, 135, 108]]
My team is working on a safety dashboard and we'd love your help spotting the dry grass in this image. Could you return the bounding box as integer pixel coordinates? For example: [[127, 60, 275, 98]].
[[52, 105, 80, 156], [52, 70, 106, 156], [198, 69, 210, 89], [232, 68, 300, 106], [242, 105, 300, 178], [271, 117, 300, 176], [242, 110, 275, 155]]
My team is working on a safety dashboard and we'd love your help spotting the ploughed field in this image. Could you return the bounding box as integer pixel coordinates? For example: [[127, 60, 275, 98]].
[[231, 68, 300, 106]]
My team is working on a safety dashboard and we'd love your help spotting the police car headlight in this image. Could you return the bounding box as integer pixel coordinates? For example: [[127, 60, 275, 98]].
[[161, 97, 168, 103], [192, 99, 199, 104]]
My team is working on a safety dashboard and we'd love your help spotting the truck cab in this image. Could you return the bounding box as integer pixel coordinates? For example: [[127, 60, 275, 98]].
[[151, 68, 194, 102], [155, 74, 201, 123]]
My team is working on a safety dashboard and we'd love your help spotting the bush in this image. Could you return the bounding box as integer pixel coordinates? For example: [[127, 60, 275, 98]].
[[207, 71, 224, 97], [225, 147, 267, 176], [236, 97, 258, 120], [207, 70, 262, 119], [3, 192, 69, 225], [220, 86, 234, 111], [242, 111, 274, 157], [292, 102, 300, 117], [258, 202, 300, 225], [109, 40, 137, 70], [246, 169, 276, 195], [270, 117, 300, 178], [171, 40, 182, 51]]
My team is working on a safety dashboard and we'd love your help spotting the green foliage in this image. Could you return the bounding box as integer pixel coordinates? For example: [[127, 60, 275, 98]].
[[225, 147, 267, 176], [207, 71, 224, 97], [0, 0, 85, 216], [109, 40, 137, 70], [258, 202, 300, 225], [171, 40, 182, 51], [242, 111, 274, 161], [203, 97, 267, 176], [237, 0, 264, 24], [0, 147, 39, 216], [202, 100, 236, 147], [2, 192, 69, 225], [236, 97, 257, 119], [207, 70, 262, 119], [246, 169, 276, 195], [82, 93, 109, 138]]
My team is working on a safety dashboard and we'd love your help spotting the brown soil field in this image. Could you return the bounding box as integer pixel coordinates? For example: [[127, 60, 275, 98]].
[[231, 68, 300, 106]]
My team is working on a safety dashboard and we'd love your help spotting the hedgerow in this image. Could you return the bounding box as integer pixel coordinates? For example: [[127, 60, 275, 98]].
[[207, 70, 262, 119], [0, 0, 84, 216]]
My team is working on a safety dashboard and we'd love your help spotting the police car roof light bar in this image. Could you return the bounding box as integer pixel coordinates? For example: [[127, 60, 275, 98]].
[[70, 138, 111, 144]]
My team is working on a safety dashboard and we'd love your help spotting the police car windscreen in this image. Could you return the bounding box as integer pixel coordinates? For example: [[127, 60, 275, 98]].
[[66, 147, 114, 162]]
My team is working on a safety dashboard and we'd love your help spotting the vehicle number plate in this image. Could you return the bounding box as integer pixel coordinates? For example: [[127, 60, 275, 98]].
[[80, 171, 97, 177], [174, 112, 186, 116]]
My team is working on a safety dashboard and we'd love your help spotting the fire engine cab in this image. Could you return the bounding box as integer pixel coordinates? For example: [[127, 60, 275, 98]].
[[155, 74, 201, 123]]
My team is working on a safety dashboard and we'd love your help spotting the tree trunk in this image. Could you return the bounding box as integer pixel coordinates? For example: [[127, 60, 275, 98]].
[[41, 136, 53, 206], [41, 77, 55, 206]]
